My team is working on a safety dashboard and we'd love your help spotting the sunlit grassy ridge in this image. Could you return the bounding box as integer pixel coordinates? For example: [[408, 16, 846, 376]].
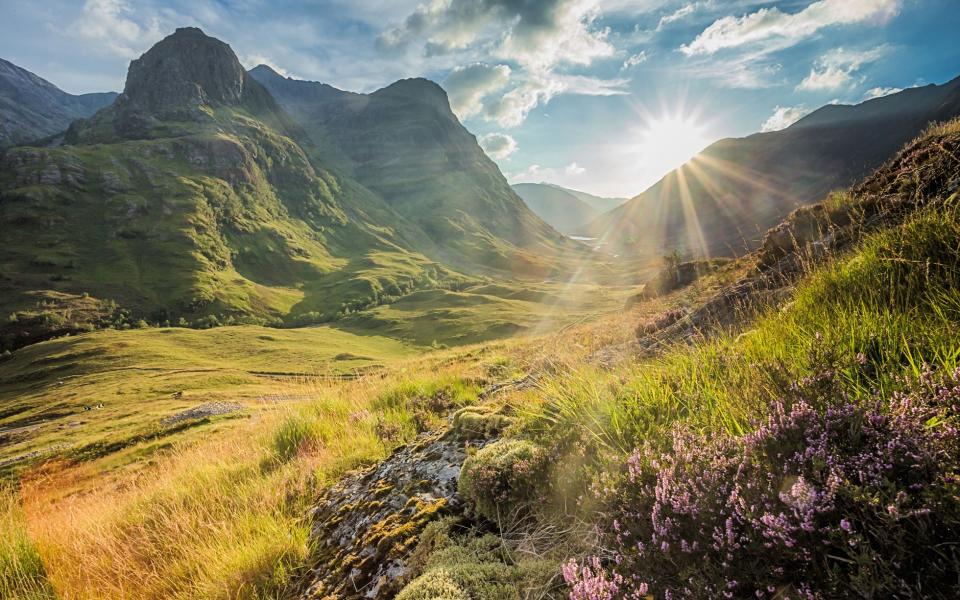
[[0, 121, 957, 599]]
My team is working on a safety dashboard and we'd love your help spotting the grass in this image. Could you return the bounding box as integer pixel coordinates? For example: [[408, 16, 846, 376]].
[[8, 366, 463, 599], [0, 489, 56, 599], [0, 325, 415, 480], [2, 123, 956, 600]]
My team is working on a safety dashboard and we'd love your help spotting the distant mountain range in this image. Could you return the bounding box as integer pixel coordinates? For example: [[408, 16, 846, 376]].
[[511, 182, 626, 234], [0, 28, 571, 350], [0, 58, 116, 147], [587, 75, 960, 257]]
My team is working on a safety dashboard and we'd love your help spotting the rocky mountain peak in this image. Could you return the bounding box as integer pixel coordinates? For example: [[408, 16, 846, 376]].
[[121, 27, 248, 114]]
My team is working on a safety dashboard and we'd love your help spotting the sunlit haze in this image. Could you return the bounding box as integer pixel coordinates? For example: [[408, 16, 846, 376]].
[[634, 115, 710, 188]]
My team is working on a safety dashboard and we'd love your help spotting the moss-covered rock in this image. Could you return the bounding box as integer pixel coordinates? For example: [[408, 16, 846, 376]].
[[458, 438, 548, 523], [451, 406, 514, 441], [396, 519, 556, 600], [299, 433, 471, 599]]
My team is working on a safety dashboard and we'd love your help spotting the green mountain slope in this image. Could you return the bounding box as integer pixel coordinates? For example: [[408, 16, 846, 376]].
[[558, 184, 627, 213], [249, 65, 572, 275], [511, 182, 599, 234], [0, 28, 469, 350], [587, 75, 960, 257], [0, 58, 117, 148]]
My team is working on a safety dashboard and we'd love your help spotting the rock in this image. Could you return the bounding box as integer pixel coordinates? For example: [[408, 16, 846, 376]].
[[299, 431, 490, 599], [100, 169, 126, 194], [38, 162, 61, 185], [160, 401, 243, 425]]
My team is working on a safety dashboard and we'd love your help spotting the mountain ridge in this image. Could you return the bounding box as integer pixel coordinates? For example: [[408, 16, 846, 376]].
[[0, 57, 117, 147], [249, 64, 572, 273], [586, 74, 960, 257]]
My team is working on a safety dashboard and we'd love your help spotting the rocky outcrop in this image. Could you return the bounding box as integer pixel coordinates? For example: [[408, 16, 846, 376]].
[[298, 406, 514, 599], [299, 432, 473, 599], [67, 28, 280, 141]]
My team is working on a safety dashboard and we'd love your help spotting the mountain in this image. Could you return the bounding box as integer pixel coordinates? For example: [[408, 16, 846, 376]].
[[511, 182, 600, 234], [587, 75, 960, 257], [249, 64, 569, 272], [561, 186, 627, 213], [0, 57, 117, 147], [0, 28, 471, 350]]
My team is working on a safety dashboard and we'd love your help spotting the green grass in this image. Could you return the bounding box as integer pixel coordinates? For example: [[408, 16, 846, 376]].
[[342, 281, 636, 347], [526, 197, 960, 457], [0, 489, 56, 600], [0, 325, 415, 478]]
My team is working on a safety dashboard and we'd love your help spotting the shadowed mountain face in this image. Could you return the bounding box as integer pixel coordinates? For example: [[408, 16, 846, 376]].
[[512, 183, 600, 234], [587, 76, 960, 258], [0, 58, 117, 147], [250, 65, 569, 271]]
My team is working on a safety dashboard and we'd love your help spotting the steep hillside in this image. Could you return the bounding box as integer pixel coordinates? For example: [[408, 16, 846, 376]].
[[0, 58, 117, 147], [250, 65, 572, 273], [512, 182, 599, 234], [0, 28, 468, 350], [588, 75, 960, 257]]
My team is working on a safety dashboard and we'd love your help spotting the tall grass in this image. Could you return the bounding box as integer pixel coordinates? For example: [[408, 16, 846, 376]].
[[0, 489, 56, 600], [8, 361, 486, 600], [14, 376, 393, 600], [526, 200, 960, 460]]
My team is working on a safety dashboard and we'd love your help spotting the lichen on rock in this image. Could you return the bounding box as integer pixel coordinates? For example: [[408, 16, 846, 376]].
[[298, 428, 490, 599]]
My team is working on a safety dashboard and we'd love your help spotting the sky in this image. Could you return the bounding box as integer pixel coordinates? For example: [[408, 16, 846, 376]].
[[1, 0, 958, 197]]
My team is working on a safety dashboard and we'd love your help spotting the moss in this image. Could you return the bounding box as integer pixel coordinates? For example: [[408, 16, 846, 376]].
[[396, 519, 556, 600], [458, 439, 548, 523], [452, 406, 514, 441]]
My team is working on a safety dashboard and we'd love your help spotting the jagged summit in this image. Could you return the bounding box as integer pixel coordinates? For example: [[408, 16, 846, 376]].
[[68, 27, 278, 141], [121, 27, 250, 113]]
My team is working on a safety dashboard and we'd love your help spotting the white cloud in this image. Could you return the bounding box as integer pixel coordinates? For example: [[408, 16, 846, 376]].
[[68, 0, 163, 58], [478, 132, 518, 159], [797, 46, 887, 92], [621, 51, 648, 70], [443, 63, 512, 119], [378, 0, 626, 126], [761, 104, 810, 132], [862, 86, 903, 100], [378, 0, 614, 71], [511, 161, 587, 183], [658, 3, 697, 29], [482, 72, 628, 127], [681, 0, 900, 56]]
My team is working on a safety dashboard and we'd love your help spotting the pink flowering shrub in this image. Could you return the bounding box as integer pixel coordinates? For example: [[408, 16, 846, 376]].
[[566, 367, 960, 599]]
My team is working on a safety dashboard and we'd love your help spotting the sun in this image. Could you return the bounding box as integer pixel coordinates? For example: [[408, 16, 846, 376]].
[[636, 115, 710, 181]]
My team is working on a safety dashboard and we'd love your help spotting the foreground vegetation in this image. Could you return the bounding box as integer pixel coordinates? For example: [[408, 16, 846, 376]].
[[1, 121, 959, 599]]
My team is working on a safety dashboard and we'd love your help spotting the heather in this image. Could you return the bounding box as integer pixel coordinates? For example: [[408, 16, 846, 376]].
[[565, 364, 960, 599]]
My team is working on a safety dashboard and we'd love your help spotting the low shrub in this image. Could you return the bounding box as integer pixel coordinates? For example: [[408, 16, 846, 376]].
[[459, 439, 549, 524], [452, 406, 515, 441], [565, 366, 960, 599]]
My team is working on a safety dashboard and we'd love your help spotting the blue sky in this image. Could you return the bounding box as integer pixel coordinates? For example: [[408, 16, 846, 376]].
[[1, 0, 958, 197]]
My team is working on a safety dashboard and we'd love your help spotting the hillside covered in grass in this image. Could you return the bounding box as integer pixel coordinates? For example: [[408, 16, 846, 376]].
[[0, 28, 599, 353], [3, 112, 958, 600]]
